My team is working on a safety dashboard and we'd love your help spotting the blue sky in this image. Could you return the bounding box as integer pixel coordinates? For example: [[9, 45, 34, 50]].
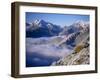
[[26, 12, 89, 26]]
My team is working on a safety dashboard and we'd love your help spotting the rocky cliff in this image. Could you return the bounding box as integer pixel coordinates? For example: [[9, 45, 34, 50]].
[[51, 28, 89, 66], [52, 45, 89, 66]]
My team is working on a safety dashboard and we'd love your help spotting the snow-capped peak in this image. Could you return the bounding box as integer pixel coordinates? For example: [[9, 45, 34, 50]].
[[34, 19, 41, 24], [72, 20, 89, 30], [30, 19, 44, 28]]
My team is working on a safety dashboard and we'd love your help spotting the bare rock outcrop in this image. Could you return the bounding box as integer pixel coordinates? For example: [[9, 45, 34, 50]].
[[52, 43, 89, 66]]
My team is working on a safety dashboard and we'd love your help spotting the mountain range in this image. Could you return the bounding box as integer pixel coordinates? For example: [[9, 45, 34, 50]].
[[26, 19, 90, 67], [26, 19, 62, 38], [26, 19, 89, 47]]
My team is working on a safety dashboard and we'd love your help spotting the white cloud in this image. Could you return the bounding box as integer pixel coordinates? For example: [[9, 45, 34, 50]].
[[26, 38, 72, 58]]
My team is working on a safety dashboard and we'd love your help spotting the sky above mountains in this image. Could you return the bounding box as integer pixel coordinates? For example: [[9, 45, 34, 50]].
[[26, 12, 89, 27]]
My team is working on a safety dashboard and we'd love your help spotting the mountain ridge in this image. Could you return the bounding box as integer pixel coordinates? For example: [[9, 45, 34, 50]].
[[51, 27, 89, 66], [26, 19, 89, 38]]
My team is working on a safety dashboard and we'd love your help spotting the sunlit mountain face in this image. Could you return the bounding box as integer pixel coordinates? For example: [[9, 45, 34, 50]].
[[26, 19, 89, 67]]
